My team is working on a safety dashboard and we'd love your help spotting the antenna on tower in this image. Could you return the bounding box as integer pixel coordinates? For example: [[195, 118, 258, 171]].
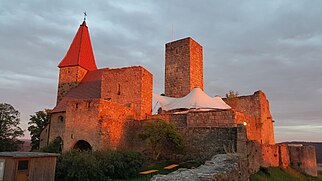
[[83, 11, 87, 21], [172, 24, 174, 41]]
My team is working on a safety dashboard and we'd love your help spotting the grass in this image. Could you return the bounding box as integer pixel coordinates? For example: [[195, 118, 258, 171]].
[[250, 167, 322, 181], [117, 160, 202, 181]]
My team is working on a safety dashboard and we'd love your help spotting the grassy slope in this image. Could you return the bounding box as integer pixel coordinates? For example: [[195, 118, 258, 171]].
[[250, 167, 322, 181]]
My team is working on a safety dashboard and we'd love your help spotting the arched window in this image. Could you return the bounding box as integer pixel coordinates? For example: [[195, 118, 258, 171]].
[[58, 116, 64, 123], [52, 137, 63, 153]]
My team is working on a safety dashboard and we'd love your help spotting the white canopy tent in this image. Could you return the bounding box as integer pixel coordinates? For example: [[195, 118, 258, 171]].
[[153, 87, 231, 111]]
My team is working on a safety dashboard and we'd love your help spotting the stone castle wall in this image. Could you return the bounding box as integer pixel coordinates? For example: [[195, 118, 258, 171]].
[[101, 66, 152, 120], [48, 113, 66, 143], [39, 112, 66, 148], [240, 142, 317, 176], [63, 99, 103, 151], [187, 110, 236, 127], [147, 114, 187, 127], [279, 144, 290, 168], [165, 37, 203, 98], [62, 98, 135, 151], [224, 90, 275, 145], [261, 144, 280, 167], [145, 114, 243, 160], [289, 145, 317, 176], [178, 127, 238, 160], [57, 66, 88, 103], [98, 100, 136, 150]]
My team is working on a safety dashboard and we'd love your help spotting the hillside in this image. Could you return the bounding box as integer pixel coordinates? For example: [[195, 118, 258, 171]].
[[250, 167, 322, 181], [281, 142, 322, 163]]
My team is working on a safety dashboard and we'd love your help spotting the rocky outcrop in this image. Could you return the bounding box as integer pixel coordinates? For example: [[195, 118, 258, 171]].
[[151, 154, 249, 181]]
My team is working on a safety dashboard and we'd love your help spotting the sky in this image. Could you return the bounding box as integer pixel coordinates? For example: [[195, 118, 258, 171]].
[[0, 0, 321, 143]]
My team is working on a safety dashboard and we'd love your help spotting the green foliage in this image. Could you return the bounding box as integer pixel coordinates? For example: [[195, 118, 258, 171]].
[[95, 150, 145, 179], [139, 120, 184, 160], [55, 150, 145, 180], [40, 137, 62, 153], [250, 167, 322, 181], [0, 103, 24, 151], [28, 109, 51, 150], [225, 90, 239, 98], [225, 90, 239, 108]]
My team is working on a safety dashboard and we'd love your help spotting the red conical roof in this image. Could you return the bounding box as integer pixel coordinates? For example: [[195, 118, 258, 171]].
[[58, 21, 97, 71]]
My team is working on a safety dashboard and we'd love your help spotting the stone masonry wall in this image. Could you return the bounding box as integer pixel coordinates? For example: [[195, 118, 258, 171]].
[[105, 116, 242, 161], [165, 37, 203, 98], [279, 144, 290, 168], [256, 91, 275, 145], [63, 98, 135, 151], [101, 66, 152, 120], [48, 112, 66, 143], [225, 90, 275, 145], [187, 110, 236, 127], [238, 142, 317, 176], [98, 100, 136, 150], [235, 112, 261, 142], [57, 66, 88, 103], [63, 99, 102, 151], [261, 144, 280, 167], [39, 112, 66, 149], [147, 114, 187, 127], [179, 127, 238, 160], [115, 120, 146, 151], [289, 145, 317, 176]]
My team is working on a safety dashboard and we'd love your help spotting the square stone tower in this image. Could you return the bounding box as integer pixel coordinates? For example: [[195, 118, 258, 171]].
[[165, 37, 203, 98]]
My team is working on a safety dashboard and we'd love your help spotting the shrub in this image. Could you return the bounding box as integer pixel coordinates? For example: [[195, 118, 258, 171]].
[[139, 120, 184, 160], [40, 137, 62, 153], [225, 90, 239, 108], [55, 150, 145, 180]]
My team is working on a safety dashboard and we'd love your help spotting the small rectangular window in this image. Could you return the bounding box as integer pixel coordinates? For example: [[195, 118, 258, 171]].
[[18, 160, 28, 171]]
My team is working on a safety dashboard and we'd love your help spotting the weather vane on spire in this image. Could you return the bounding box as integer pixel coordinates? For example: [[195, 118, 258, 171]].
[[83, 11, 87, 21]]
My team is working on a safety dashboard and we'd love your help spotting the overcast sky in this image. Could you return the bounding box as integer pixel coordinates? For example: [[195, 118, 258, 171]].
[[0, 0, 321, 142]]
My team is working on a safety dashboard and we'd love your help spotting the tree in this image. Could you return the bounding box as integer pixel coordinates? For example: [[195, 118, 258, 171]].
[[28, 109, 51, 151], [225, 90, 239, 109], [40, 137, 62, 153], [139, 120, 184, 160], [0, 103, 24, 151]]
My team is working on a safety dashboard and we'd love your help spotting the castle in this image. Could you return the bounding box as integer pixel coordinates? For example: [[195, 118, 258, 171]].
[[39, 20, 317, 176]]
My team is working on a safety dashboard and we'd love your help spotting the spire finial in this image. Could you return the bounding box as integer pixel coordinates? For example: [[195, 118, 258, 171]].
[[83, 11, 87, 21]]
